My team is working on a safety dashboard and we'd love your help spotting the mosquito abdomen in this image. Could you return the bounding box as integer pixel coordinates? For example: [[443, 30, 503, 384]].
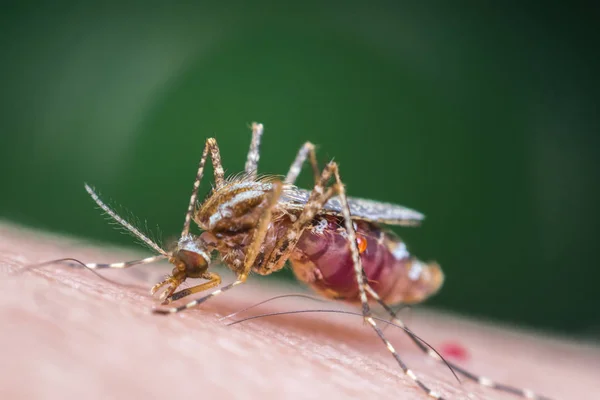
[[290, 216, 444, 304]]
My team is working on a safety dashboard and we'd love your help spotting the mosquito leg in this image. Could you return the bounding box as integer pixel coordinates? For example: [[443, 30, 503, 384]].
[[322, 165, 443, 399], [259, 162, 444, 397], [150, 276, 183, 302], [151, 277, 176, 296], [285, 141, 320, 185], [244, 122, 264, 180], [17, 256, 167, 289], [364, 286, 552, 400], [60, 255, 167, 270], [239, 181, 283, 279], [153, 181, 283, 314], [181, 137, 226, 237], [164, 272, 222, 303]]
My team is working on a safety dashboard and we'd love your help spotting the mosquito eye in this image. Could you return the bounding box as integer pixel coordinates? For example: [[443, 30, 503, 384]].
[[173, 249, 210, 278], [177, 249, 208, 268]]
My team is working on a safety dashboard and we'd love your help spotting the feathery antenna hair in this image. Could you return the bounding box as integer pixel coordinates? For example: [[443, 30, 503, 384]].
[[84, 183, 168, 256]]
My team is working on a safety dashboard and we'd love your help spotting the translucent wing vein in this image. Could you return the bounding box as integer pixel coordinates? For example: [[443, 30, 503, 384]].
[[280, 188, 424, 226]]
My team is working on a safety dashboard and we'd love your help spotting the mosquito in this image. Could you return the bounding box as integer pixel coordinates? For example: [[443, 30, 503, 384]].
[[40, 123, 551, 400]]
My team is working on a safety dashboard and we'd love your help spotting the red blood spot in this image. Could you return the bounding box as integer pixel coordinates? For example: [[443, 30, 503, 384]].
[[439, 341, 470, 362]]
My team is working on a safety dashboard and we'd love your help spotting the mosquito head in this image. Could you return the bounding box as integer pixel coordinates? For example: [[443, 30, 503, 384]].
[[169, 235, 212, 280]]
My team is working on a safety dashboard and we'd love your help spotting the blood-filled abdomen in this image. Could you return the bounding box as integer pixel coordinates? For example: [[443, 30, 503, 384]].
[[290, 216, 443, 305]]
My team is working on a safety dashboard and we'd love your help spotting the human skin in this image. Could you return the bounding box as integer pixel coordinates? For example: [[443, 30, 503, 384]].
[[0, 222, 597, 400]]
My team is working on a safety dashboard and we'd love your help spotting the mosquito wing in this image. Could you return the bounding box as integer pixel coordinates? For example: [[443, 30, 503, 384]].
[[280, 187, 424, 226]]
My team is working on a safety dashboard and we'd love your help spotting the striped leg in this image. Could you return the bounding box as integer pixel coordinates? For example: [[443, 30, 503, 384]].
[[181, 137, 226, 238], [364, 286, 552, 400], [163, 272, 222, 303], [150, 272, 220, 304], [19, 255, 166, 281], [255, 161, 444, 397], [153, 280, 244, 315], [244, 122, 264, 180], [285, 141, 320, 185], [153, 181, 283, 314], [65, 255, 166, 270], [325, 166, 443, 399]]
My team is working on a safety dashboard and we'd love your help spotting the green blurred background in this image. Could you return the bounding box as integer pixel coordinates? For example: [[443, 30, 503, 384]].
[[1, 3, 598, 336]]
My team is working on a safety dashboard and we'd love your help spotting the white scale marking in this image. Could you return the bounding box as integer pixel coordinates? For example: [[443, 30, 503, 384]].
[[228, 181, 270, 191], [111, 262, 126, 268], [408, 260, 424, 281], [385, 341, 395, 353], [392, 242, 409, 260], [427, 349, 442, 360], [406, 369, 418, 381], [208, 189, 268, 228], [179, 237, 211, 264], [313, 218, 328, 234], [479, 377, 494, 387]]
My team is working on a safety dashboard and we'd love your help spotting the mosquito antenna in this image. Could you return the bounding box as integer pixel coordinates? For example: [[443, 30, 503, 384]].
[[84, 183, 168, 256], [218, 293, 327, 321], [244, 122, 264, 179], [227, 308, 459, 384]]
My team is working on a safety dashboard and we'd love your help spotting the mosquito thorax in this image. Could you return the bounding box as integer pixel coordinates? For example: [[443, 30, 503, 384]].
[[194, 181, 275, 234], [169, 235, 211, 279]]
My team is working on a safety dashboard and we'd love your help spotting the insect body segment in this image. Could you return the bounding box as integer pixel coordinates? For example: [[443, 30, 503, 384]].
[[290, 216, 443, 305], [56, 123, 551, 400]]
